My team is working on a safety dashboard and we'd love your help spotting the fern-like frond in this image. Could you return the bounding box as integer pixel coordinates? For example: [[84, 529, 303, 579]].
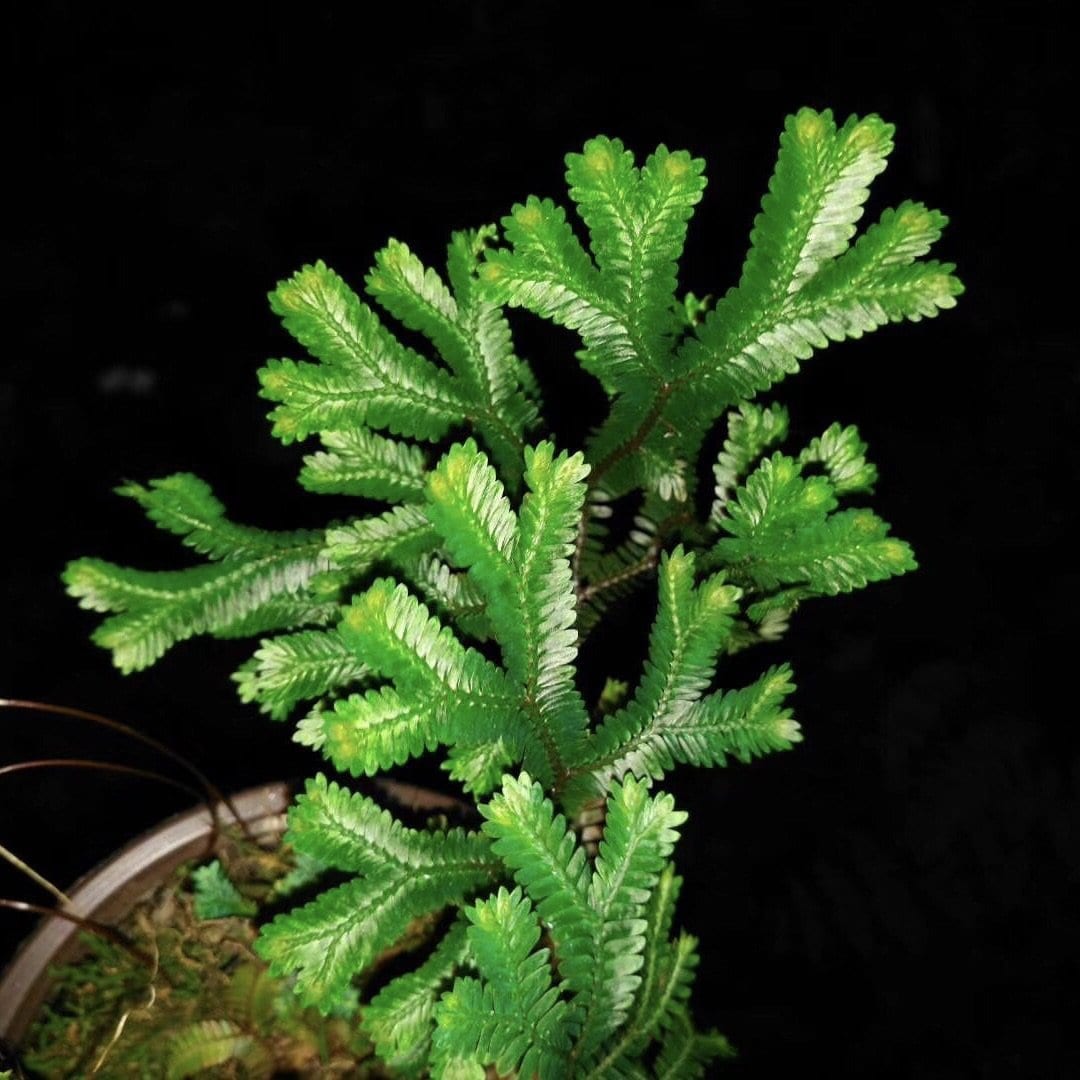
[[299, 427, 428, 501], [585, 865, 683, 1074], [405, 554, 492, 642], [798, 421, 877, 495], [804, 198, 951, 294], [712, 450, 915, 595], [572, 663, 799, 799], [427, 440, 591, 784], [565, 138, 706, 360], [483, 197, 649, 387], [587, 929, 702, 1079], [166, 1020, 268, 1080], [233, 628, 370, 721], [576, 777, 686, 1058], [64, 541, 329, 673], [425, 439, 519, 638], [322, 504, 438, 574], [479, 774, 597, 1004], [256, 841, 497, 1012], [568, 550, 740, 805], [585, 111, 955, 501], [432, 887, 573, 1080], [515, 442, 592, 769], [208, 592, 340, 639], [118, 472, 314, 560], [364, 918, 470, 1077], [681, 664, 801, 764], [191, 860, 257, 919], [443, 738, 518, 797], [737, 108, 895, 303], [653, 1009, 736, 1079], [285, 773, 493, 877], [262, 260, 466, 443], [710, 403, 790, 523]]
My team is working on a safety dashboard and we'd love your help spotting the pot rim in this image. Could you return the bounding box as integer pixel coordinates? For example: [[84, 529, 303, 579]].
[[0, 781, 292, 1047]]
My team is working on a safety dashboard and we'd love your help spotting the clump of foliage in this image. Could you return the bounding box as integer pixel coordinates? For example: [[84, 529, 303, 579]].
[[62, 108, 960, 1076]]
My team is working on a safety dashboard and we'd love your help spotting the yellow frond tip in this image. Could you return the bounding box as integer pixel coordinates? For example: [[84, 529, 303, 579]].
[[479, 262, 504, 283], [261, 370, 288, 393], [846, 120, 884, 151], [898, 207, 932, 231], [515, 204, 543, 228], [880, 540, 909, 564], [663, 155, 691, 179], [794, 110, 827, 142], [583, 144, 616, 174]]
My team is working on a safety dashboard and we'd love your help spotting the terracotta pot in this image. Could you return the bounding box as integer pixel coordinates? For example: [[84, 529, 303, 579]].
[[0, 782, 292, 1051]]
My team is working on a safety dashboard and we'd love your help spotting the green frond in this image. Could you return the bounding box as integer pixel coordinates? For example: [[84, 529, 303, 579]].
[[263, 260, 465, 442], [322, 504, 438, 574], [364, 918, 470, 1076], [714, 453, 917, 594], [738, 108, 895, 303], [117, 472, 313, 560], [366, 238, 468, 373], [233, 628, 370, 721], [366, 234, 535, 487], [207, 592, 340, 639], [799, 421, 877, 495], [191, 860, 257, 919], [443, 738, 518, 796], [339, 578, 514, 705], [720, 452, 838, 539], [479, 773, 597, 1002], [568, 550, 740, 804], [654, 1009, 736, 1078], [432, 887, 572, 1080], [426, 439, 519, 638], [256, 843, 496, 1013], [311, 687, 445, 777], [565, 137, 706, 358], [683, 664, 801, 764], [166, 1019, 267, 1079], [710, 403, 790, 523], [427, 440, 591, 784], [64, 541, 330, 673], [284, 773, 494, 877], [483, 197, 650, 386], [587, 926, 699, 1078], [405, 554, 493, 642], [577, 777, 686, 1056], [515, 441, 592, 769], [299, 428, 428, 501], [571, 662, 798, 798], [806, 198, 951, 291], [621, 866, 683, 1050]]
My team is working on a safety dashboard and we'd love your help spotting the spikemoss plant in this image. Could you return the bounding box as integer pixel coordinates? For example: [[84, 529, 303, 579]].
[[63, 107, 960, 1077]]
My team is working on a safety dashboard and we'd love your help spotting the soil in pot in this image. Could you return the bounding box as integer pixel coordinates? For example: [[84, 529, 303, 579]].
[[9, 778, 469, 1078]]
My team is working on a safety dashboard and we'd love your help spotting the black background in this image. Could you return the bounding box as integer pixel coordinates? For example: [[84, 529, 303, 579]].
[[2, 2, 1075, 1075]]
